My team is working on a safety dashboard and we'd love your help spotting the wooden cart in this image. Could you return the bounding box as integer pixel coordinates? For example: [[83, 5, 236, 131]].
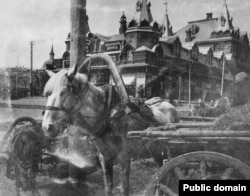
[[127, 116, 250, 196]]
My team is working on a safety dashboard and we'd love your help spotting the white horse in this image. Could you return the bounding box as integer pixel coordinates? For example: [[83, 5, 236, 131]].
[[42, 53, 179, 196]]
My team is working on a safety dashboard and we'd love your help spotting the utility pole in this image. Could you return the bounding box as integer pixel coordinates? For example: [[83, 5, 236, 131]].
[[178, 75, 182, 101], [188, 53, 192, 109], [220, 53, 226, 96], [30, 41, 35, 96], [188, 62, 191, 108], [70, 0, 87, 68]]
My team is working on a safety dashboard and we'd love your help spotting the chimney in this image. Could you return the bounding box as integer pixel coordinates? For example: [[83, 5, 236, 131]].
[[185, 29, 192, 42], [206, 13, 213, 19]]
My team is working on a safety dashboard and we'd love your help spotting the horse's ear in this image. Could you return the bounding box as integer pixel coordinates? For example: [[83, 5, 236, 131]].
[[46, 70, 55, 77], [67, 64, 78, 81]]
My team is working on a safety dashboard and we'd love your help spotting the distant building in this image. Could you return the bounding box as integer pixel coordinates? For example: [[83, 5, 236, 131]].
[[42, 0, 250, 101], [0, 66, 30, 99]]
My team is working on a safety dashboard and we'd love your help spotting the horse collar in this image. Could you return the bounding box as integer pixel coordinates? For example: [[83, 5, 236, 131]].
[[44, 82, 89, 113], [79, 82, 89, 100]]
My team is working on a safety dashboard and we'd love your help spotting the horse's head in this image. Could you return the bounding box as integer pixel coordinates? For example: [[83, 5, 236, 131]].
[[42, 54, 130, 139], [42, 66, 91, 138]]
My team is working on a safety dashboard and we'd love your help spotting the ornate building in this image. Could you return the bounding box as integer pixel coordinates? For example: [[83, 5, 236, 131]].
[[42, 0, 250, 101]]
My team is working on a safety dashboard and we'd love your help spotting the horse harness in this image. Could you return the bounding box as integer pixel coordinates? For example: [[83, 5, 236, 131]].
[[44, 81, 113, 138]]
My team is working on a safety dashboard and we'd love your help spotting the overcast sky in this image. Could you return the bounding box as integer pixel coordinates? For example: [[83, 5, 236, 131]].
[[1, 0, 250, 69]]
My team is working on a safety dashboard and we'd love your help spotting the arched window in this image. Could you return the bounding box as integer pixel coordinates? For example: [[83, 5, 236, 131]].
[[126, 49, 133, 61], [191, 25, 199, 35], [96, 39, 101, 52], [175, 41, 181, 56], [122, 44, 134, 62]]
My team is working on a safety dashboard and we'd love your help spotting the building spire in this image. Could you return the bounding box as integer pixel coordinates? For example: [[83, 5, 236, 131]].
[[133, 0, 153, 25], [119, 11, 127, 34], [164, 0, 168, 13], [162, 0, 173, 37], [49, 41, 54, 60], [218, 0, 233, 31]]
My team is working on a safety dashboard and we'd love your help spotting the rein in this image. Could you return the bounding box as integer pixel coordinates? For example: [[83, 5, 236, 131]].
[[44, 82, 89, 113], [44, 106, 64, 111], [44, 81, 112, 138]]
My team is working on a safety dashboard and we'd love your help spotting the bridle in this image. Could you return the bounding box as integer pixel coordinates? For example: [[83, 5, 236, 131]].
[[44, 80, 111, 138], [44, 80, 89, 113]]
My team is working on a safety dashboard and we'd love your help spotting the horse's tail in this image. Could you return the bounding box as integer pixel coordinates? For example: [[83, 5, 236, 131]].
[[0, 117, 42, 151]]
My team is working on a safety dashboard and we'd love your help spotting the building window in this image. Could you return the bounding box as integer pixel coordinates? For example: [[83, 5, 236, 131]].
[[217, 43, 230, 53], [191, 25, 199, 35], [63, 60, 70, 68], [126, 49, 133, 61], [191, 48, 198, 60], [208, 53, 212, 65], [141, 34, 147, 42], [96, 40, 101, 52], [156, 47, 163, 57], [90, 72, 110, 86], [175, 42, 181, 56], [217, 44, 225, 52], [220, 16, 226, 27]]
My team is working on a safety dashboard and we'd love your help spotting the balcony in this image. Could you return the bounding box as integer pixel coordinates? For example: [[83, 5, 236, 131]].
[[119, 51, 167, 67]]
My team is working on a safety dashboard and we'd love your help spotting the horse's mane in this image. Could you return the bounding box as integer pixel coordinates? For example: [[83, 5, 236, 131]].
[[43, 70, 88, 96]]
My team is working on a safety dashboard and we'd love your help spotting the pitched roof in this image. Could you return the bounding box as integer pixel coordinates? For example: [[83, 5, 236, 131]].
[[213, 51, 224, 59], [218, 1, 234, 32], [160, 35, 178, 44], [151, 44, 159, 52], [198, 46, 212, 54], [136, 45, 152, 52], [240, 32, 248, 42], [42, 59, 62, 70], [175, 19, 219, 45], [212, 51, 233, 61], [225, 53, 233, 61], [133, 0, 153, 25], [182, 42, 195, 50]]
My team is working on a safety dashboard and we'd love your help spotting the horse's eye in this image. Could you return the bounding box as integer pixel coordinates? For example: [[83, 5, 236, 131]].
[[59, 91, 65, 97]]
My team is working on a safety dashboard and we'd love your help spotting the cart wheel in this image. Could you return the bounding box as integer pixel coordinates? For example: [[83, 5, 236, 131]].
[[145, 151, 250, 196], [0, 117, 42, 152]]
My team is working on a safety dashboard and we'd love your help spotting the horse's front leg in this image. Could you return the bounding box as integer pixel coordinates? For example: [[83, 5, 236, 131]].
[[118, 153, 131, 196], [98, 154, 113, 196]]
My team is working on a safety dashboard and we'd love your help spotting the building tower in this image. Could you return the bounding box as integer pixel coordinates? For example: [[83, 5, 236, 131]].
[[218, 0, 234, 31], [162, 0, 173, 37], [62, 33, 71, 68], [125, 0, 161, 49], [42, 43, 55, 70], [65, 33, 70, 52], [119, 12, 127, 34]]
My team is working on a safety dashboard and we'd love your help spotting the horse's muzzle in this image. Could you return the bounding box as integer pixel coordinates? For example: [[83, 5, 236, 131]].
[[42, 124, 58, 138]]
